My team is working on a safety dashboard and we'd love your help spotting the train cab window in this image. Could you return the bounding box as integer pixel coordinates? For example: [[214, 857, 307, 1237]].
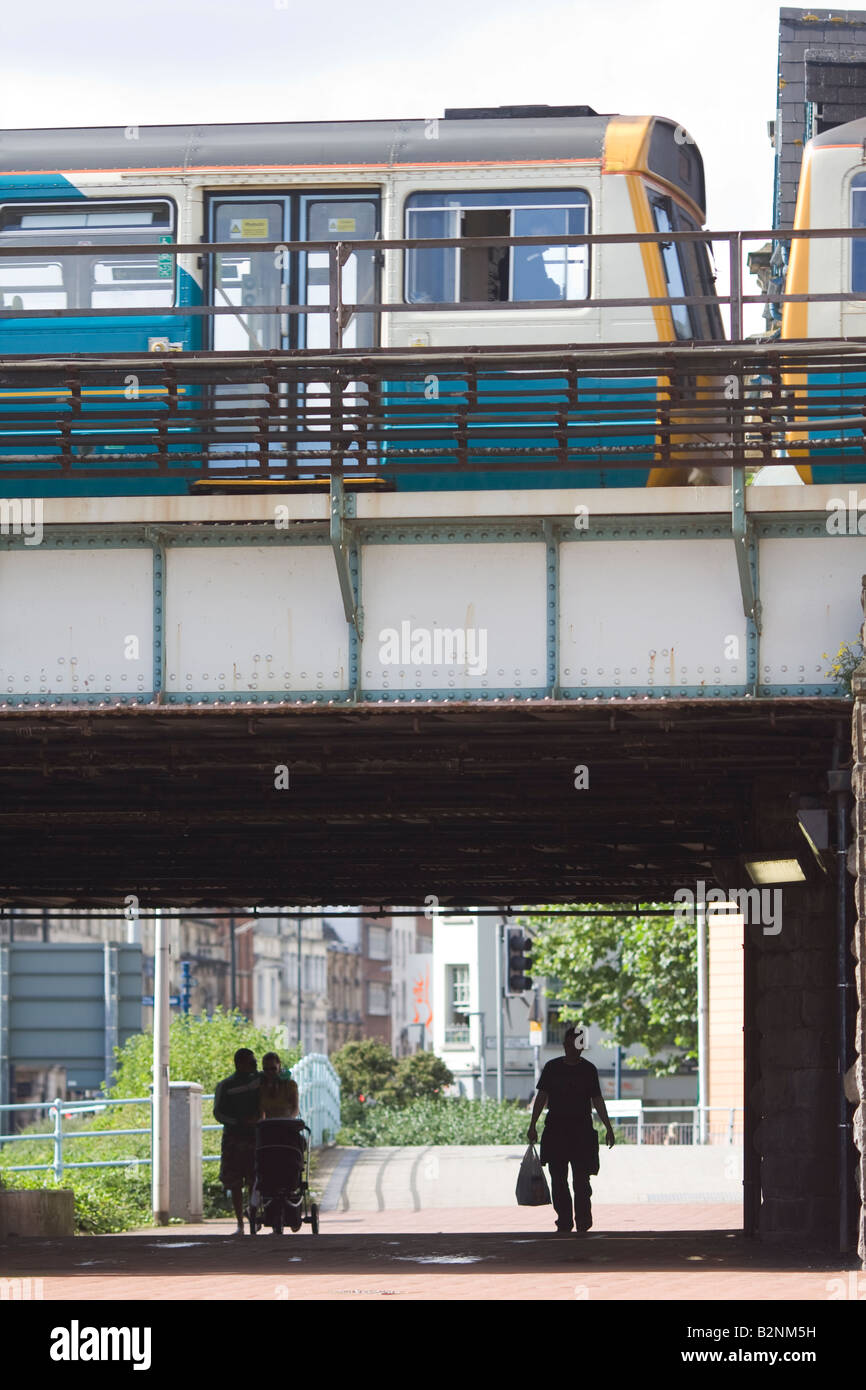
[[0, 201, 176, 312], [851, 173, 866, 293], [405, 190, 590, 304], [651, 197, 693, 339]]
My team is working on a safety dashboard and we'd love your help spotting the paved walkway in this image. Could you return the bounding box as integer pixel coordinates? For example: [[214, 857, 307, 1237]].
[[2, 1206, 859, 1301]]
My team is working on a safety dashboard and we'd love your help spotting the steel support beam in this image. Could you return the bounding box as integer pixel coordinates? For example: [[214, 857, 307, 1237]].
[[330, 475, 362, 634]]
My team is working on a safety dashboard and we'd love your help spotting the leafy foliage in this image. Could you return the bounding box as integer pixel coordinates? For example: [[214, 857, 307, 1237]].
[[823, 638, 865, 696], [380, 1051, 454, 1107], [522, 904, 697, 1075], [337, 1096, 538, 1146], [107, 1007, 295, 1096], [330, 1039, 397, 1105], [331, 1041, 455, 1124]]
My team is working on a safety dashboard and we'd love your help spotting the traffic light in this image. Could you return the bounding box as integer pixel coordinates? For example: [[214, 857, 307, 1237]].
[[506, 928, 533, 994]]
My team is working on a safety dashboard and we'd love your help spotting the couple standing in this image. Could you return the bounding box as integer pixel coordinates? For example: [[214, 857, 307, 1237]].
[[213, 1048, 299, 1235]]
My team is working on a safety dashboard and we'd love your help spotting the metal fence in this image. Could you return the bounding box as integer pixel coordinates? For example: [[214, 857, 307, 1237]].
[[1, 226, 866, 483], [0, 1053, 342, 1180], [607, 1105, 744, 1146]]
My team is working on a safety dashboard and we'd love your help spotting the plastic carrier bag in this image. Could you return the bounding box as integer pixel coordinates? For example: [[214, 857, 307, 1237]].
[[515, 1145, 551, 1206]]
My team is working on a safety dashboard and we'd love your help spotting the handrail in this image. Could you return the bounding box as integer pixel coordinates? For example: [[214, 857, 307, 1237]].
[[0, 224, 862, 347]]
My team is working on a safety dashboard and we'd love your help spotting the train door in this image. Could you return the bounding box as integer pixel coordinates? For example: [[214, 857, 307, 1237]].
[[207, 194, 378, 476], [297, 197, 378, 471]]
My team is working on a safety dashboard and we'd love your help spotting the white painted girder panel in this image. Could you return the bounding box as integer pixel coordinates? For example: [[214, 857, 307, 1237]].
[[0, 549, 153, 696], [361, 543, 546, 689], [165, 546, 348, 693], [758, 538, 865, 687], [559, 540, 746, 690]]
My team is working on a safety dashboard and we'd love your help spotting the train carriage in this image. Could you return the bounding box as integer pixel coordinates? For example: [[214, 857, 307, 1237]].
[[0, 106, 723, 495], [781, 114, 866, 483]]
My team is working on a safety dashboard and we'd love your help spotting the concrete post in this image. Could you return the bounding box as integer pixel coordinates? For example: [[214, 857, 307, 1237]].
[[169, 1082, 203, 1222], [849, 579, 866, 1266]]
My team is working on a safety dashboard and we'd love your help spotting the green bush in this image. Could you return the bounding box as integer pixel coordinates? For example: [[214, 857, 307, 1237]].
[[332, 1042, 454, 1121], [1, 1168, 153, 1234], [337, 1095, 540, 1146]]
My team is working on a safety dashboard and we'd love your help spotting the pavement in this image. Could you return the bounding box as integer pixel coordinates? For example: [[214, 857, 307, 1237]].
[[313, 1143, 744, 1211], [2, 1206, 860, 1301]]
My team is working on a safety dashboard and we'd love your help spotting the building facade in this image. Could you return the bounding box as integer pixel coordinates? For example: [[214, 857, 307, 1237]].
[[324, 924, 363, 1052], [432, 913, 698, 1105]]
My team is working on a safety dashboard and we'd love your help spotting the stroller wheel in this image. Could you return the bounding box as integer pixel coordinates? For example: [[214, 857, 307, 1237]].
[[310, 1202, 320, 1236]]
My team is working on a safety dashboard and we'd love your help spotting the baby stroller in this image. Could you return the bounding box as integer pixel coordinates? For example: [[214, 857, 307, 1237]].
[[247, 1118, 320, 1236]]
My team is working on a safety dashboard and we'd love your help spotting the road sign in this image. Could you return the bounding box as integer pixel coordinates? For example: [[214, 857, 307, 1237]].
[[529, 1020, 543, 1047]]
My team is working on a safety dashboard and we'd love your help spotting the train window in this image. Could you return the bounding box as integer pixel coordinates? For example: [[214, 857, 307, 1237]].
[[673, 207, 724, 341], [404, 190, 590, 304], [651, 197, 693, 339], [851, 173, 866, 293], [0, 200, 175, 311], [0, 261, 66, 311]]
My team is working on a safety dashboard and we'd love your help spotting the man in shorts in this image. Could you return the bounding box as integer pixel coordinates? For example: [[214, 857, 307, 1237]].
[[214, 1047, 261, 1235]]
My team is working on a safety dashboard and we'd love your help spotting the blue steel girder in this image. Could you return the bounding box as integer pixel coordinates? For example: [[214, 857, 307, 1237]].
[[0, 501, 857, 706]]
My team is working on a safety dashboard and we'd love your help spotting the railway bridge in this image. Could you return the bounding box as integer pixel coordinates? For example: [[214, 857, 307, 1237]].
[[0, 326, 864, 1259]]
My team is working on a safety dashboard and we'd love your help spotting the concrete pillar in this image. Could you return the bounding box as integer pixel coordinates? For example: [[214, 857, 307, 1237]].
[[850, 610, 866, 1264], [729, 772, 842, 1246], [750, 879, 838, 1240], [169, 1082, 203, 1222]]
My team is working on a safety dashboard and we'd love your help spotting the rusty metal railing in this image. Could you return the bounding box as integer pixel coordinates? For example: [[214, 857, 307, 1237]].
[[0, 225, 864, 344], [0, 339, 862, 480], [0, 226, 864, 482]]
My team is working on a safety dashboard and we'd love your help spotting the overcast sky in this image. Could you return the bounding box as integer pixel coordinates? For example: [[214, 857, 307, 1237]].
[[1, 0, 787, 231]]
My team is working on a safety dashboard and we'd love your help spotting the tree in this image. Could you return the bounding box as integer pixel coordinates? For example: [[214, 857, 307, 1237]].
[[522, 904, 696, 1075], [381, 1050, 454, 1106], [107, 1007, 296, 1097], [330, 1039, 397, 1102]]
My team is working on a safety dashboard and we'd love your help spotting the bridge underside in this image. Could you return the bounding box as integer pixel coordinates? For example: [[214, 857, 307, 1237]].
[[0, 698, 842, 907]]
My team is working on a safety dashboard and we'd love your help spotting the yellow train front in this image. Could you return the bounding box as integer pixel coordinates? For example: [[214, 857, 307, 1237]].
[[0, 106, 723, 496], [781, 113, 866, 484]]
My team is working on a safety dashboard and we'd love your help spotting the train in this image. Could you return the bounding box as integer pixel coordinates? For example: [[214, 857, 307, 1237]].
[[0, 106, 725, 495], [782, 112, 866, 484]]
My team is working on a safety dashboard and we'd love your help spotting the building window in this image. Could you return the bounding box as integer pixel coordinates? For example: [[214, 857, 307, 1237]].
[[405, 189, 590, 305], [367, 925, 390, 961], [367, 981, 390, 1015], [445, 964, 471, 1044]]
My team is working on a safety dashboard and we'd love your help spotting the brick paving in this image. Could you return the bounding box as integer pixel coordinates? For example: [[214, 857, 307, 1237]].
[[1, 1205, 860, 1301]]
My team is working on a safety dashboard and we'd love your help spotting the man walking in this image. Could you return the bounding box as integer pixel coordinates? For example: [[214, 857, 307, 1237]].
[[527, 1025, 615, 1234], [214, 1047, 261, 1235]]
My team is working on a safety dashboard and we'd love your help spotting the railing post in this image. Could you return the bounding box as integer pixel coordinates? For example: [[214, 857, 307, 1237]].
[[729, 232, 743, 343], [329, 245, 344, 351], [52, 1096, 63, 1182]]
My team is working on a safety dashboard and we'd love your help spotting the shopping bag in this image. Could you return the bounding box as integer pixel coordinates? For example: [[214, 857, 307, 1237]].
[[515, 1144, 551, 1206]]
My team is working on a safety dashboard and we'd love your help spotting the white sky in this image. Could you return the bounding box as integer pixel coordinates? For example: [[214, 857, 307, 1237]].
[[2, 0, 786, 232]]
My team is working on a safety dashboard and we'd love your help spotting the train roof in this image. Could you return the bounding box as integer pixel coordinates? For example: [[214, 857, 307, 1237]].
[[0, 112, 627, 173], [809, 115, 866, 147]]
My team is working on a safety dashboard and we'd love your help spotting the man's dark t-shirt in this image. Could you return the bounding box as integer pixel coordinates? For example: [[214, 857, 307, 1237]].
[[536, 1057, 601, 1169]]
